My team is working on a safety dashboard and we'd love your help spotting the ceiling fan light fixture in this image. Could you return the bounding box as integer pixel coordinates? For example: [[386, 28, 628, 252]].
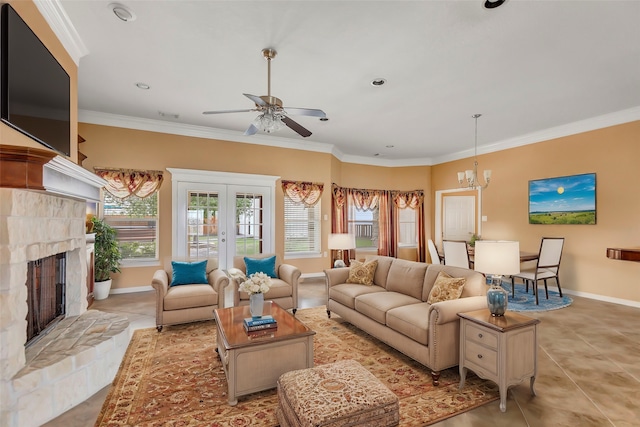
[[254, 112, 285, 133]]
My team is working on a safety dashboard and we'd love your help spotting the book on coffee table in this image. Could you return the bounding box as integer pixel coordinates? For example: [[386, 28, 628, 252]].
[[243, 315, 277, 332], [244, 321, 278, 332]]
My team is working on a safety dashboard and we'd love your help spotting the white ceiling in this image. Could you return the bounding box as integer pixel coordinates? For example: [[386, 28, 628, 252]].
[[49, 0, 640, 166]]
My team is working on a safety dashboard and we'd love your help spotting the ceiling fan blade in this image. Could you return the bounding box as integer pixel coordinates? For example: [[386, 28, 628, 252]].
[[244, 93, 268, 107], [282, 116, 312, 138], [243, 123, 259, 136], [202, 109, 254, 115], [284, 107, 326, 118]]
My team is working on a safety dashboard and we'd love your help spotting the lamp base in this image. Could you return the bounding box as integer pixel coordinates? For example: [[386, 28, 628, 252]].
[[486, 275, 508, 316]]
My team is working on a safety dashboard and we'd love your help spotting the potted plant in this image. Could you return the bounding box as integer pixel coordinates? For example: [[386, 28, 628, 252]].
[[92, 216, 122, 300]]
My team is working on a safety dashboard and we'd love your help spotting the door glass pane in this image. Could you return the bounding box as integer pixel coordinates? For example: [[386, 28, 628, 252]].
[[187, 192, 219, 259], [235, 192, 263, 256]]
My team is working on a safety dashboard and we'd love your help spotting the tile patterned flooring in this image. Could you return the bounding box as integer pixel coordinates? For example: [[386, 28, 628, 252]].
[[43, 278, 640, 427]]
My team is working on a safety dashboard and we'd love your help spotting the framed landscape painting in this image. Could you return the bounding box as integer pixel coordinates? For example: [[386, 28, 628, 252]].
[[528, 173, 596, 225]]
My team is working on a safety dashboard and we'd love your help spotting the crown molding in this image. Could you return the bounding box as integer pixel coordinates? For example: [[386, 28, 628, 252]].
[[79, 106, 640, 168], [34, 0, 89, 65]]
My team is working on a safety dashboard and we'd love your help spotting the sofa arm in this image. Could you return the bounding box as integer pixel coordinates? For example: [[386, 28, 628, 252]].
[[208, 268, 230, 308], [151, 269, 169, 298], [324, 267, 350, 288], [278, 263, 301, 310], [428, 296, 488, 325]]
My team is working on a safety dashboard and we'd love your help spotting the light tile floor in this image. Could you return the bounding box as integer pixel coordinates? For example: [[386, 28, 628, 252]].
[[44, 278, 640, 427]]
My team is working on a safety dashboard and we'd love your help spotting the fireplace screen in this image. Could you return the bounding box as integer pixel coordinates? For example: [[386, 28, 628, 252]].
[[26, 253, 66, 346]]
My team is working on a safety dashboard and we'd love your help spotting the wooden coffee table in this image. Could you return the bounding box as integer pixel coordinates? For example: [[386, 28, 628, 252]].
[[213, 302, 315, 405]]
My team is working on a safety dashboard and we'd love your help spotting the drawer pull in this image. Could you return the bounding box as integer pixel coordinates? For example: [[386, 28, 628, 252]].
[[477, 354, 483, 359], [478, 333, 483, 338]]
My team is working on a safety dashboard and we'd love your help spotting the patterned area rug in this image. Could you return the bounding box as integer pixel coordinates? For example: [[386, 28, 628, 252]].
[[502, 280, 573, 312], [96, 306, 499, 426]]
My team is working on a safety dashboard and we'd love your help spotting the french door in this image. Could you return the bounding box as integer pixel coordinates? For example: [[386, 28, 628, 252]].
[[169, 169, 278, 269]]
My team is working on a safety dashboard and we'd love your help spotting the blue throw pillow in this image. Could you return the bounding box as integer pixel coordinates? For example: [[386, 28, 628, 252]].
[[244, 256, 278, 278], [170, 260, 208, 286]]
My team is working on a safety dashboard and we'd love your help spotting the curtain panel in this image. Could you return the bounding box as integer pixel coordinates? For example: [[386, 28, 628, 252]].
[[94, 168, 164, 200], [281, 180, 323, 207], [332, 184, 426, 262]]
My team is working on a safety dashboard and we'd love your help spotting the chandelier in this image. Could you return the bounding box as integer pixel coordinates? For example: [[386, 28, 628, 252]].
[[457, 114, 491, 189]]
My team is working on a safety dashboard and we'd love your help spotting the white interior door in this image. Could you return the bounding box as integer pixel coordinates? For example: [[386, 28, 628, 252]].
[[443, 196, 475, 241]]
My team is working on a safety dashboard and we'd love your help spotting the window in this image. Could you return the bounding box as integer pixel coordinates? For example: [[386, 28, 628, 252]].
[[397, 207, 417, 246], [348, 204, 378, 249], [284, 198, 321, 256], [103, 192, 158, 262]]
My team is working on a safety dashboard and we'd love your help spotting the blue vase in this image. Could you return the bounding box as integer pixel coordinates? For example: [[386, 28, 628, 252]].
[[487, 284, 508, 316], [249, 293, 264, 319]]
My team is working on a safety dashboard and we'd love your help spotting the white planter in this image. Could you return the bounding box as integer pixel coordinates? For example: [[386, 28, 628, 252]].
[[94, 279, 112, 300]]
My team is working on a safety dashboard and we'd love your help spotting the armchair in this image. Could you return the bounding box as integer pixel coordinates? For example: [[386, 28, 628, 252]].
[[230, 253, 300, 314], [151, 258, 228, 331]]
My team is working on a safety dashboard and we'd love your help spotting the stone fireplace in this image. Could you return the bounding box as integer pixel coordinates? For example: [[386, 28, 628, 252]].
[[0, 146, 130, 427]]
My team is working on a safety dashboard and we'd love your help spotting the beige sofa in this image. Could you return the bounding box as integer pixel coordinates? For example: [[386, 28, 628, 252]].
[[152, 258, 229, 331], [325, 255, 487, 385], [231, 253, 301, 313]]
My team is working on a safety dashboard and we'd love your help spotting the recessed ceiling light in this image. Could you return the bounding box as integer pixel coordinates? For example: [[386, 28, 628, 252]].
[[135, 82, 150, 90], [370, 78, 386, 87], [385, 145, 394, 148], [109, 3, 136, 22], [484, 0, 506, 9]]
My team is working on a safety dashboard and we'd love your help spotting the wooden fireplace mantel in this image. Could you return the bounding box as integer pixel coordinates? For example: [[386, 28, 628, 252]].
[[0, 145, 57, 190], [606, 248, 640, 263]]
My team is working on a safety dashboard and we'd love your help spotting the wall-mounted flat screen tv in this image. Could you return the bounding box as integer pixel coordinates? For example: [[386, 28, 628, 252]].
[[1, 4, 71, 156]]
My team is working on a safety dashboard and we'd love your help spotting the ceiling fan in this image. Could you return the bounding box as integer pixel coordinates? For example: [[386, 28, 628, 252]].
[[203, 48, 326, 138]]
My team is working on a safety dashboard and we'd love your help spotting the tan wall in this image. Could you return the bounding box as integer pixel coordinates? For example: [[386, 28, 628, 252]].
[[0, 1, 78, 163], [78, 124, 338, 288], [432, 121, 640, 303]]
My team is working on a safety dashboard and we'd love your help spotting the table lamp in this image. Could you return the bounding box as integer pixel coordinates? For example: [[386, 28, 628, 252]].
[[473, 240, 520, 316], [328, 233, 356, 267]]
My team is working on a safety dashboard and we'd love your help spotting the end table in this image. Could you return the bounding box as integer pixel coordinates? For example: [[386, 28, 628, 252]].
[[458, 309, 540, 412]]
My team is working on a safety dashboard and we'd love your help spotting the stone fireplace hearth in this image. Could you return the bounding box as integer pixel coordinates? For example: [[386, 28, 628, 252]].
[[0, 146, 131, 427]]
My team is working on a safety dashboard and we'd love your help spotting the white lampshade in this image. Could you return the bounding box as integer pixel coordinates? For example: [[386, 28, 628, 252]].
[[483, 169, 492, 180], [328, 233, 356, 250], [474, 240, 520, 276]]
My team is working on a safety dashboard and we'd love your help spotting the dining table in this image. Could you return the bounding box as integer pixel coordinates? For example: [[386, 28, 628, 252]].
[[438, 248, 539, 264]]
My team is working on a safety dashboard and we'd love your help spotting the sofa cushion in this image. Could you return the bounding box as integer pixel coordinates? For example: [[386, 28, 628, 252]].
[[386, 303, 431, 345], [346, 260, 378, 285], [239, 278, 291, 300], [355, 292, 422, 324], [164, 283, 217, 310], [329, 284, 386, 309], [170, 260, 208, 286], [385, 259, 428, 300], [365, 255, 394, 289], [427, 271, 466, 304], [245, 255, 278, 278]]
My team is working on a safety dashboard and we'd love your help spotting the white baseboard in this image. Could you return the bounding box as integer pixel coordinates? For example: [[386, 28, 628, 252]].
[[109, 285, 154, 295], [562, 288, 640, 309]]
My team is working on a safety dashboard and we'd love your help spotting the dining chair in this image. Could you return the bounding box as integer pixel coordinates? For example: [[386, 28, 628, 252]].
[[442, 240, 471, 269], [427, 239, 442, 264], [511, 237, 564, 305]]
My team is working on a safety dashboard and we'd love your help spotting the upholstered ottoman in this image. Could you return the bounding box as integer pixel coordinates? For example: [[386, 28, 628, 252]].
[[276, 359, 399, 427]]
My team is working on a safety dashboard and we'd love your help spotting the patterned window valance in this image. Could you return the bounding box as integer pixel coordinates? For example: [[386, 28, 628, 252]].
[[392, 190, 424, 209], [282, 180, 324, 207], [94, 168, 164, 200], [332, 184, 383, 211]]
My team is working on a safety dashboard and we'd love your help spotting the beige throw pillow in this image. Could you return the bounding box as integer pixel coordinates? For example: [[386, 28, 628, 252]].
[[346, 260, 378, 286], [427, 271, 466, 304]]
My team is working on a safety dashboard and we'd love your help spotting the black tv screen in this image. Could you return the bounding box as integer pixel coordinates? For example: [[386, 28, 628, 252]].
[[1, 4, 71, 156]]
